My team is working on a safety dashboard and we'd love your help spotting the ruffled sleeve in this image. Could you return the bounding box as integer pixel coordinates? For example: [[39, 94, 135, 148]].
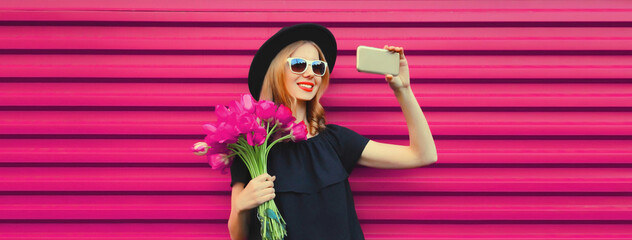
[[325, 124, 371, 175], [230, 155, 252, 188]]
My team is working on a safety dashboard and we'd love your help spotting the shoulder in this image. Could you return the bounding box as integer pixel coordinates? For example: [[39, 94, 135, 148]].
[[324, 123, 344, 138], [323, 124, 368, 145], [325, 123, 358, 136], [325, 123, 346, 133]]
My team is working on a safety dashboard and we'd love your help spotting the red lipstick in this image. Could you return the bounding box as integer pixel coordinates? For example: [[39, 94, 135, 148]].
[[296, 82, 314, 92]]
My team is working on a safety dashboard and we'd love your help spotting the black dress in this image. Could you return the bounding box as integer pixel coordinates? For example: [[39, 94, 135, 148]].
[[230, 123, 370, 240]]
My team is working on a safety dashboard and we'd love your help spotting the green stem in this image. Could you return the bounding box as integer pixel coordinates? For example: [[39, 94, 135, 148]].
[[230, 148, 257, 177], [222, 123, 289, 239], [228, 138, 261, 177], [269, 121, 278, 135], [266, 134, 292, 153]]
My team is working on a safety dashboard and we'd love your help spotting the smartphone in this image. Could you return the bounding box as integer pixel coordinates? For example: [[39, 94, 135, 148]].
[[356, 45, 400, 76]]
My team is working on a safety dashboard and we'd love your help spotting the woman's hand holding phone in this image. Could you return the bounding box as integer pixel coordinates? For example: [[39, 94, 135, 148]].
[[383, 45, 410, 92]]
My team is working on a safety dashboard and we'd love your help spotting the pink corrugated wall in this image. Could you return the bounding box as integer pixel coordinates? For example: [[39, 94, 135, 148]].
[[1, 0, 631, 239]]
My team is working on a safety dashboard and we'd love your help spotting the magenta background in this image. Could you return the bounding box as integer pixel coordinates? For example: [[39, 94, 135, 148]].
[[1, 0, 632, 239]]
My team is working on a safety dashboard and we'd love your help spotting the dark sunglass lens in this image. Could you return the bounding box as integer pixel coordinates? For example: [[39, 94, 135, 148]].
[[312, 61, 326, 75], [290, 59, 307, 73]]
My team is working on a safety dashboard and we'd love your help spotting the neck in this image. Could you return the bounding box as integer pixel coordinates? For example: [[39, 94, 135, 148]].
[[294, 99, 307, 125], [294, 100, 317, 137]]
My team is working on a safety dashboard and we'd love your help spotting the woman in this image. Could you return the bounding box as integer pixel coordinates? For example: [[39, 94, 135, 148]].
[[228, 23, 437, 240]]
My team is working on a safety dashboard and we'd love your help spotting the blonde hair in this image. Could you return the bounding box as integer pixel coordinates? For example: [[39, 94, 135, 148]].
[[259, 40, 329, 135]]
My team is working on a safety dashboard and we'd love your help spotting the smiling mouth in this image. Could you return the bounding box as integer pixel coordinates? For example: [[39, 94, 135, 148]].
[[297, 82, 314, 92]]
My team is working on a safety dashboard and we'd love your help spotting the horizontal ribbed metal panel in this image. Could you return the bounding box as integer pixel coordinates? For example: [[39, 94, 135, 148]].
[[1, 0, 631, 239]]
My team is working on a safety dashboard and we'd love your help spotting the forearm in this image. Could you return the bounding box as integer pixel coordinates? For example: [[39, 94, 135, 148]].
[[228, 208, 251, 240], [394, 86, 438, 164]]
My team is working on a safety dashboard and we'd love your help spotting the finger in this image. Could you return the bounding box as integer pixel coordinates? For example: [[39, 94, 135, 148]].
[[257, 173, 268, 181], [257, 180, 274, 191], [266, 187, 275, 195], [257, 193, 275, 204], [260, 189, 275, 199], [264, 176, 274, 182], [256, 188, 276, 197], [390, 46, 404, 56], [266, 175, 276, 182], [257, 173, 272, 182], [268, 192, 276, 201]]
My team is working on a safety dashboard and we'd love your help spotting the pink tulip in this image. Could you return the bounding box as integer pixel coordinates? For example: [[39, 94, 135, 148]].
[[215, 104, 232, 122], [216, 122, 239, 144], [290, 121, 308, 141], [204, 133, 218, 145], [246, 126, 267, 146], [203, 134, 228, 154], [228, 100, 246, 116], [191, 142, 208, 155], [274, 104, 295, 128], [254, 127, 267, 145], [241, 94, 257, 114], [208, 153, 231, 170], [207, 141, 228, 155], [236, 113, 259, 134], [256, 100, 277, 122], [202, 123, 217, 135]]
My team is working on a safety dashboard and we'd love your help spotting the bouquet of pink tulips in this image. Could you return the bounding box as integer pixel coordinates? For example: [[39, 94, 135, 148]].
[[191, 93, 307, 240]]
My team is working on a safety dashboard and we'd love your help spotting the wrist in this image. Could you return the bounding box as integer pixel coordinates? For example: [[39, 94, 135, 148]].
[[237, 205, 251, 214], [393, 86, 412, 96]]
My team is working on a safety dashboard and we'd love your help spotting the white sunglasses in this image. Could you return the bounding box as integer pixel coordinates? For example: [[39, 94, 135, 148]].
[[286, 57, 328, 76]]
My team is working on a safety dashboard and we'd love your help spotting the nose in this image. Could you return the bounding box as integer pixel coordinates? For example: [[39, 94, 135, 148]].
[[303, 65, 315, 78]]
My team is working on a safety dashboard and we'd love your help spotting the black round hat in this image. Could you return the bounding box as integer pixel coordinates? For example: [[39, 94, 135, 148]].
[[248, 23, 337, 100]]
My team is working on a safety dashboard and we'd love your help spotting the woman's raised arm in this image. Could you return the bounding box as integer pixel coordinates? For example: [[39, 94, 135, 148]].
[[357, 45, 438, 169]]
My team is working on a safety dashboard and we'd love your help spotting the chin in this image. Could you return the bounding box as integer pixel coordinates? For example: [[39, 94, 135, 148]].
[[296, 95, 315, 102], [294, 89, 317, 101]]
